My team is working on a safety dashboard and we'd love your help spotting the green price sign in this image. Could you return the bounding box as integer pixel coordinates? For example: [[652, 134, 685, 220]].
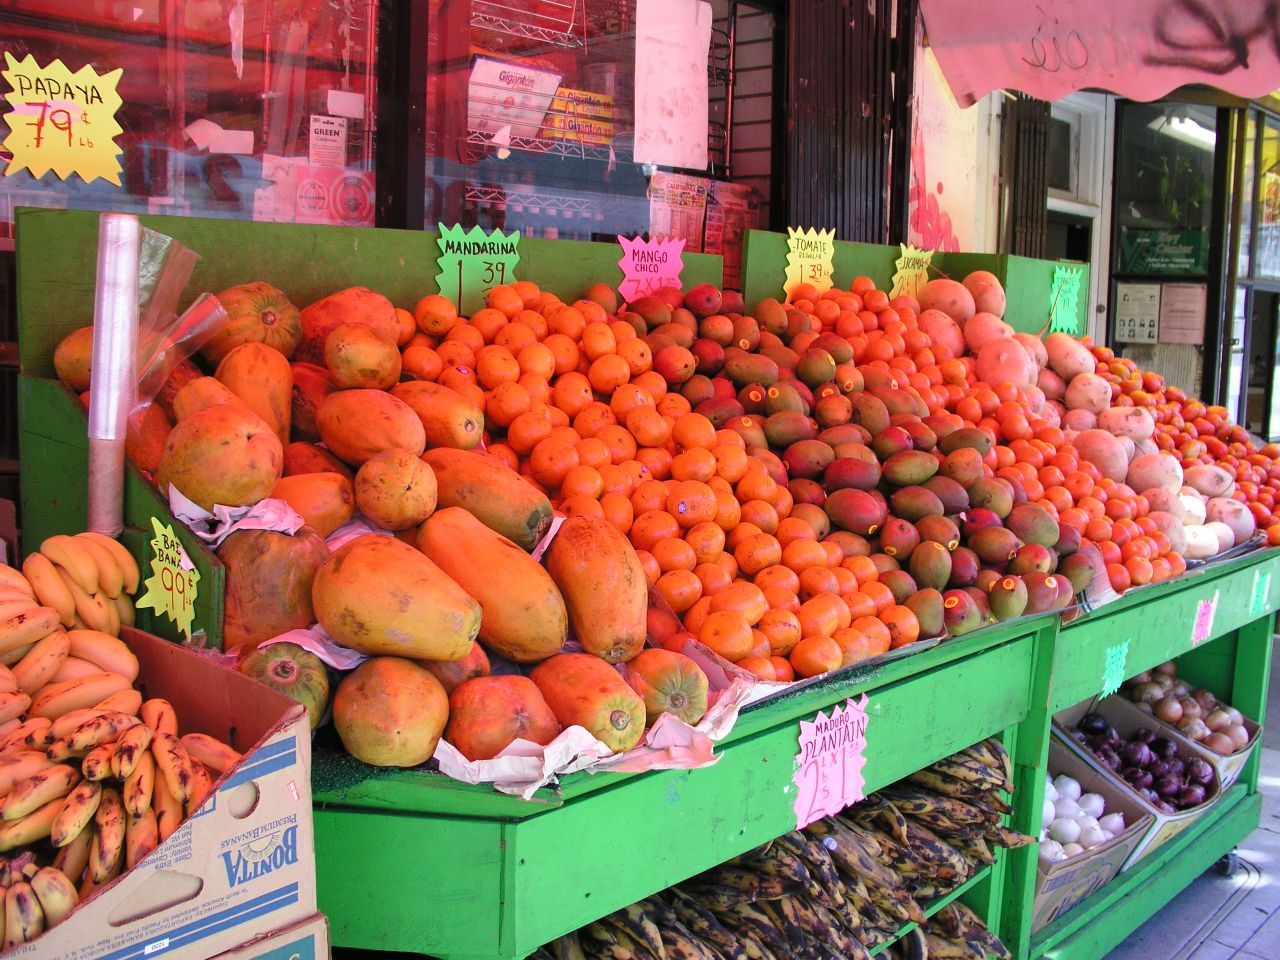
[[436, 223, 521, 316]]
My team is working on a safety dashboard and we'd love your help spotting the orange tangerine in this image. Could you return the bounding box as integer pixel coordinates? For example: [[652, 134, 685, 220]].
[[559, 494, 604, 519], [656, 569, 702, 612], [882, 605, 921, 648], [600, 491, 634, 533], [672, 412, 717, 450], [630, 509, 681, 551], [698, 610, 754, 661], [709, 580, 768, 625], [789, 635, 843, 678], [652, 537, 697, 573], [414, 294, 458, 335], [734, 532, 783, 575], [685, 521, 727, 564], [695, 561, 733, 596], [560, 464, 604, 500], [758, 608, 803, 655], [627, 405, 671, 447], [755, 564, 801, 592]]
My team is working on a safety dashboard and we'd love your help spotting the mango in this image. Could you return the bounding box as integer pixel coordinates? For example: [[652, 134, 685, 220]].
[[882, 450, 938, 487], [1006, 502, 1060, 548], [878, 517, 920, 562], [783, 439, 835, 480], [908, 541, 953, 591], [825, 489, 888, 537], [888, 486, 945, 522], [987, 576, 1029, 621]]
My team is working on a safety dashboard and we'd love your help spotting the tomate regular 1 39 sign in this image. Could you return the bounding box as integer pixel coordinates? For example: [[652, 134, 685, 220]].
[[793, 695, 869, 829]]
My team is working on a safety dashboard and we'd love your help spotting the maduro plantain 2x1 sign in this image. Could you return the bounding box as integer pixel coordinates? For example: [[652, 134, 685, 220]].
[[793, 694, 869, 829]]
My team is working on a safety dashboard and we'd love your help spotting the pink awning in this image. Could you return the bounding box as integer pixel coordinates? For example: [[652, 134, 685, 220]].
[[919, 1, 1280, 107]]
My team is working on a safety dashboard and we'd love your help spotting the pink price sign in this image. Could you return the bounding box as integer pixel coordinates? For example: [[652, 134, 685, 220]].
[[1190, 591, 1219, 647], [618, 235, 685, 303], [793, 694, 869, 829]]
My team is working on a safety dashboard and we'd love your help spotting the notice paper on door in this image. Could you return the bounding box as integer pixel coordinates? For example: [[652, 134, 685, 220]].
[[308, 115, 347, 168], [1158, 283, 1207, 344]]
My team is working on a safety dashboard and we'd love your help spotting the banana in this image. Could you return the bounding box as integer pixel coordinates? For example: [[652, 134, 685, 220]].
[[77, 533, 140, 595], [113, 723, 153, 780], [0, 719, 49, 753], [29, 671, 132, 720], [114, 592, 135, 629], [879, 787, 992, 827], [53, 823, 93, 885], [124, 750, 155, 818], [754, 899, 806, 956], [0, 752, 55, 797], [96, 688, 143, 716], [89, 788, 124, 884], [550, 931, 588, 960], [52, 654, 111, 683], [906, 768, 1005, 806], [0, 604, 60, 657], [0, 690, 31, 725], [67, 711, 139, 753], [150, 732, 194, 806], [735, 930, 778, 960], [717, 903, 789, 959], [140, 698, 178, 736], [82, 744, 115, 781], [152, 768, 182, 842], [1, 763, 80, 820], [982, 823, 1035, 849], [597, 914, 660, 960], [40, 536, 98, 597], [0, 665, 15, 694], [51, 779, 101, 848], [11, 628, 70, 695], [21, 552, 76, 627], [0, 587, 33, 605], [0, 644, 34, 668], [928, 754, 1004, 791], [72, 536, 124, 599], [67, 629, 138, 681], [49, 708, 105, 743], [3, 882, 42, 948], [0, 600, 39, 624], [187, 761, 213, 814], [0, 566, 33, 598], [179, 733, 241, 774], [56, 566, 117, 636], [125, 807, 158, 870], [657, 918, 719, 960], [612, 903, 665, 959], [30, 866, 77, 929], [0, 851, 36, 887], [900, 818, 970, 879], [0, 797, 61, 851], [666, 890, 748, 960]]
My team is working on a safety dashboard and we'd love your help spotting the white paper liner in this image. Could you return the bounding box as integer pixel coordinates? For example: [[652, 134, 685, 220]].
[[260, 623, 368, 671], [167, 487, 304, 547]]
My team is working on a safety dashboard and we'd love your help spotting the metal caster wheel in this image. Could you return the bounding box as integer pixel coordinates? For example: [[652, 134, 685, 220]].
[[1216, 850, 1241, 877]]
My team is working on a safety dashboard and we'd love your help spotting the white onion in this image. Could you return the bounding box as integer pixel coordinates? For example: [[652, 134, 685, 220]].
[[1054, 797, 1080, 820], [1075, 814, 1100, 833], [1049, 818, 1081, 844], [1045, 781, 1059, 803], [1062, 842, 1085, 857], [1043, 798, 1057, 830], [1077, 793, 1105, 818], [1080, 825, 1108, 849], [1099, 812, 1126, 835], [1040, 839, 1067, 863], [1053, 775, 1082, 801]]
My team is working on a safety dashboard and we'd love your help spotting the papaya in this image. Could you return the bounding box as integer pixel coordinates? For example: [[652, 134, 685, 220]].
[[290, 362, 338, 443], [283, 441, 354, 479], [312, 534, 479, 660], [355, 448, 438, 530], [333, 657, 448, 767], [156, 404, 282, 511], [416, 507, 567, 662], [416, 640, 490, 695], [530, 653, 645, 753], [544, 516, 647, 663], [237, 642, 330, 731], [219, 526, 329, 652], [270, 472, 354, 537], [171, 376, 251, 421], [53, 326, 93, 391], [444, 675, 561, 761], [125, 401, 173, 478], [297, 287, 399, 366], [325, 323, 401, 389], [317, 389, 426, 465], [391, 381, 484, 450], [216, 341, 293, 446], [422, 447, 552, 550], [204, 281, 303, 365], [623, 649, 709, 726], [154, 358, 204, 420]]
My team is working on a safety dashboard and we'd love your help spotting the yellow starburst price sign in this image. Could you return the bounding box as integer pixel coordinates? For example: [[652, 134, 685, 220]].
[[890, 244, 934, 299], [2, 53, 124, 185], [135, 517, 200, 640], [783, 226, 835, 302]]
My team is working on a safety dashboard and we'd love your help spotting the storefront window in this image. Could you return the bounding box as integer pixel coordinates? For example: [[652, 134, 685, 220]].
[[1257, 117, 1280, 279], [422, 0, 770, 289], [0, 1, 379, 239]]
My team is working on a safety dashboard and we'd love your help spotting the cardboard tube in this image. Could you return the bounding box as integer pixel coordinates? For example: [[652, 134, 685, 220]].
[[87, 214, 142, 535]]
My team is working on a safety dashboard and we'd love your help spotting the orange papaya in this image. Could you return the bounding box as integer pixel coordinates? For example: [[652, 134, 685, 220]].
[[545, 516, 647, 663], [530, 653, 645, 753], [421, 447, 553, 550]]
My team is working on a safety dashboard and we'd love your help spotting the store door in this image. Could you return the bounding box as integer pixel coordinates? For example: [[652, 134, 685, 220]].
[[1244, 290, 1279, 439]]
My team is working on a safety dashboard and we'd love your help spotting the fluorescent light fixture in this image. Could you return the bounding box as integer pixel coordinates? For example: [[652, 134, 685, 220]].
[[1148, 115, 1216, 151]]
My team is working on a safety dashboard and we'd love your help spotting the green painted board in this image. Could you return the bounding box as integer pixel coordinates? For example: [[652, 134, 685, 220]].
[[14, 208, 723, 376], [740, 229, 902, 310]]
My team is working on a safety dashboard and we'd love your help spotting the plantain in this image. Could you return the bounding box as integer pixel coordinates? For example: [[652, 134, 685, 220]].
[[665, 890, 747, 960]]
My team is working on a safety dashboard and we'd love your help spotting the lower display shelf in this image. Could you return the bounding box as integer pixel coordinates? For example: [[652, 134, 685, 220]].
[[1031, 785, 1261, 959], [868, 866, 995, 957]]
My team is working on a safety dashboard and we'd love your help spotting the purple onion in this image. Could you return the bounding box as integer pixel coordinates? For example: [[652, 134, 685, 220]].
[[1131, 727, 1157, 745], [1122, 742, 1154, 768], [1079, 713, 1109, 737], [1148, 759, 1177, 779], [1123, 767, 1153, 789], [1167, 757, 1185, 778], [1185, 759, 1213, 786], [1141, 787, 1161, 804], [1178, 784, 1207, 808], [1097, 748, 1121, 771], [1150, 737, 1178, 760], [1154, 774, 1184, 798], [1071, 729, 1089, 744], [1154, 799, 1176, 814]]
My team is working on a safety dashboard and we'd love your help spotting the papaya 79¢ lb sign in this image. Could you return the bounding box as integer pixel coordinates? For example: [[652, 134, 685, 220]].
[[793, 694, 869, 828]]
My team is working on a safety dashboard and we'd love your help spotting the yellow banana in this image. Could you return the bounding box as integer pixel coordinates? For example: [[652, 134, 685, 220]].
[[0, 719, 18, 749], [30, 866, 77, 928], [55, 566, 116, 636], [0, 566, 32, 598], [123, 750, 154, 818], [3, 882, 42, 948], [151, 733, 194, 806], [140, 698, 178, 736], [0, 797, 61, 852], [66, 629, 138, 681], [81, 744, 115, 782], [52, 823, 93, 884], [21, 552, 75, 628], [0, 719, 47, 754], [0, 691, 30, 726], [0, 604, 59, 657], [187, 761, 213, 814], [152, 770, 182, 842], [95, 688, 142, 716], [77, 533, 140, 595], [179, 733, 242, 774], [0, 753, 55, 797], [114, 593, 135, 629], [39, 537, 97, 596], [11, 629, 70, 695], [29, 671, 132, 720], [51, 655, 107, 684], [67, 711, 139, 753], [0, 587, 33, 605], [0, 643, 33, 668], [51, 779, 101, 848], [1, 763, 80, 821], [89, 788, 124, 884], [72, 536, 124, 599], [50, 708, 103, 742], [0, 664, 15, 694], [112, 724, 153, 780], [44, 737, 85, 763], [125, 808, 158, 869]]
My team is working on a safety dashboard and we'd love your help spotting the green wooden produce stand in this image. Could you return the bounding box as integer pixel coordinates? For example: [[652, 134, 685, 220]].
[[13, 211, 1277, 960]]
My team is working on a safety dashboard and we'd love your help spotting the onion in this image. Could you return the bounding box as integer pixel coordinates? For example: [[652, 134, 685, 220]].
[[1185, 758, 1213, 786], [1153, 798, 1176, 814], [1097, 748, 1122, 771], [1078, 713, 1109, 737], [1044, 780, 1059, 802], [1148, 759, 1178, 779], [1122, 767, 1153, 789], [1054, 797, 1080, 819], [1071, 729, 1089, 744], [1193, 688, 1218, 711], [1043, 798, 1057, 830], [1226, 724, 1250, 750], [1154, 660, 1177, 676], [1121, 742, 1154, 768], [1049, 818, 1081, 844], [1150, 737, 1177, 760], [1131, 670, 1153, 684], [1099, 812, 1126, 835], [1053, 775, 1082, 801], [1178, 717, 1210, 741], [1077, 793, 1105, 818], [1062, 842, 1084, 857], [1204, 708, 1232, 732], [1135, 702, 1154, 715], [1131, 727, 1157, 745], [1178, 784, 1207, 808], [1153, 697, 1183, 724], [1040, 839, 1067, 863], [1080, 825, 1108, 849], [1154, 774, 1184, 798], [1132, 682, 1164, 704], [1170, 679, 1191, 697], [1224, 706, 1244, 725], [1166, 757, 1186, 778], [1203, 732, 1235, 755], [1156, 676, 1177, 695], [1177, 696, 1203, 721]]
